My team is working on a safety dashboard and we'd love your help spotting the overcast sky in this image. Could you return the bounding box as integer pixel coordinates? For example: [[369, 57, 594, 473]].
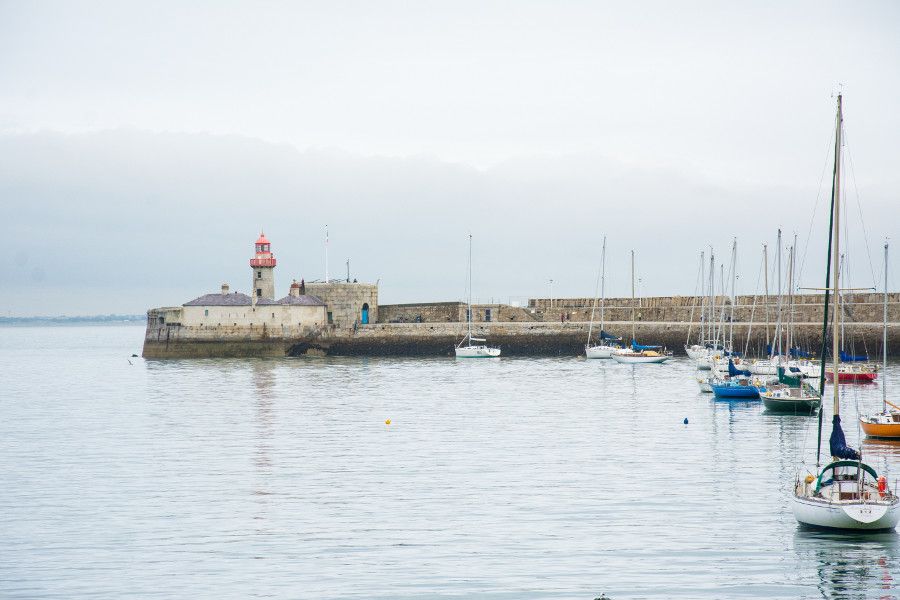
[[1, 1, 898, 316]]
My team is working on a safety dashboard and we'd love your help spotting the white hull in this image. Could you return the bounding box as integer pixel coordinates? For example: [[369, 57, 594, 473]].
[[685, 345, 709, 360], [585, 345, 616, 359], [697, 377, 713, 393], [611, 353, 670, 364], [750, 360, 779, 375], [455, 345, 501, 358], [696, 356, 713, 370], [792, 495, 900, 530]]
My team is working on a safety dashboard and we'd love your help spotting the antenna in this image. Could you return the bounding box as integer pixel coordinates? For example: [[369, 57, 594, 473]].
[[324, 225, 329, 283]]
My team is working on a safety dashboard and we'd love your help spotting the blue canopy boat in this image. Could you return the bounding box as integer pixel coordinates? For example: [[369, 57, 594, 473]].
[[711, 360, 760, 399]]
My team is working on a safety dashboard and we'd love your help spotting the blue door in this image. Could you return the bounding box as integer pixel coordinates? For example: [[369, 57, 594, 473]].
[[361, 303, 370, 324]]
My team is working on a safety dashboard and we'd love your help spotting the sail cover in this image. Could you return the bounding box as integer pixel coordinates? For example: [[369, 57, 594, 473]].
[[829, 415, 860, 460], [599, 330, 621, 341], [777, 366, 802, 387], [631, 340, 661, 351], [840, 350, 869, 362], [790, 347, 812, 358], [728, 359, 752, 378]]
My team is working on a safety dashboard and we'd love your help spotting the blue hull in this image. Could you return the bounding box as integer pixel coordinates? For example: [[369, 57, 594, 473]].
[[711, 384, 760, 399]]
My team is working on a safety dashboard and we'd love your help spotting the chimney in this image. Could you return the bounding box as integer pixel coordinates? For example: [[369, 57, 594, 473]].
[[221, 283, 230, 295], [289, 279, 301, 298]]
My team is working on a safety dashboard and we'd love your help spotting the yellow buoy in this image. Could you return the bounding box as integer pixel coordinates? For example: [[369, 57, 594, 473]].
[[385, 419, 391, 425]]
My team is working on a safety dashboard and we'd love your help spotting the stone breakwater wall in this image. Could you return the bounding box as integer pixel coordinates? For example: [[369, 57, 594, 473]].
[[526, 293, 900, 325], [143, 319, 900, 358]]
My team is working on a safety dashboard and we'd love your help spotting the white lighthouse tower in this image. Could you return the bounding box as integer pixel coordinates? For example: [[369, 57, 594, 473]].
[[250, 231, 276, 300]]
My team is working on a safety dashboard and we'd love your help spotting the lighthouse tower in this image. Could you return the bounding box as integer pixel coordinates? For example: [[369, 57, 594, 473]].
[[250, 232, 276, 300]]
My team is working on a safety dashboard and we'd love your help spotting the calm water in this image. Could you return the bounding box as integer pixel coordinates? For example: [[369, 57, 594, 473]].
[[2, 325, 899, 599]]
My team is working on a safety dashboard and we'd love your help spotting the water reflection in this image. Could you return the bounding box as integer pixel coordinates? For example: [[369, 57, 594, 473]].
[[794, 529, 899, 599]]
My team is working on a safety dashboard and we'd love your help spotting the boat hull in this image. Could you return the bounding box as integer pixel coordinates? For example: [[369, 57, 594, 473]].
[[826, 370, 877, 383], [860, 418, 900, 439], [762, 395, 820, 413], [455, 346, 501, 358], [611, 354, 670, 364], [585, 345, 616, 359], [711, 384, 759, 399], [792, 496, 900, 531]]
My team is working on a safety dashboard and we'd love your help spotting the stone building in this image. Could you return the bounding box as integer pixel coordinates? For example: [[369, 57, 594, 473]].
[[304, 281, 378, 329], [146, 234, 329, 337]]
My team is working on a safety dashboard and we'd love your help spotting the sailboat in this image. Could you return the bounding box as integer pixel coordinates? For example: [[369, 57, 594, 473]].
[[760, 366, 821, 414], [455, 235, 501, 358], [611, 250, 671, 364], [791, 94, 899, 531], [685, 250, 714, 360], [586, 236, 622, 358], [859, 242, 900, 437]]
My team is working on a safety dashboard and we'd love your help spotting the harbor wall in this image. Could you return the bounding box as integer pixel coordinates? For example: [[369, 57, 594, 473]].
[[143, 319, 900, 358]]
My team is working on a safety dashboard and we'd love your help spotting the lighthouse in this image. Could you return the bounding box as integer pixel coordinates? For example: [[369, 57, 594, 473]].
[[250, 232, 276, 300]]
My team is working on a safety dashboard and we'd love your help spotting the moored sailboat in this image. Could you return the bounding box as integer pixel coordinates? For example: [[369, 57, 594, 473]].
[[859, 242, 900, 437], [455, 235, 501, 358], [585, 236, 622, 358], [791, 94, 899, 531], [611, 250, 671, 364]]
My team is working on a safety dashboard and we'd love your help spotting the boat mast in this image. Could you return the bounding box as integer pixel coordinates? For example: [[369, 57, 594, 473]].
[[773, 229, 783, 359], [600, 235, 607, 338], [709, 249, 715, 345], [468, 234, 473, 344], [814, 95, 840, 467], [631, 250, 636, 344], [832, 94, 843, 418], [689, 250, 704, 347], [729, 238, 737, 352], [884, 241, 889, 413], [786, 242, 794, 355], [717, 263, 726, 349], [763, 243, 770, 354]]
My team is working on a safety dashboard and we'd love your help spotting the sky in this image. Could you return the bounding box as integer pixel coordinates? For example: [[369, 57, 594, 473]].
[[1, 1, 898, 316]]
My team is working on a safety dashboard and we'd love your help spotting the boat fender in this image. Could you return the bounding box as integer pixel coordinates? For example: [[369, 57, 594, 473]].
[[878, 476, 887, 497]]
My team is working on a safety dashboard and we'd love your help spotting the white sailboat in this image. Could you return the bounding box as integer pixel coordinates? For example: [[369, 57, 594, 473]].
[[791, 94, 899, 531], [685, 250, 712, 360], [586, 236, 621, 359], [611, 250, 671, 364], [455, 234, 501, 358]]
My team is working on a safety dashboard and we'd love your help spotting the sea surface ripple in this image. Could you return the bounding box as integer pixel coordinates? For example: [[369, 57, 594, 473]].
[[1, 325, 899, 599]]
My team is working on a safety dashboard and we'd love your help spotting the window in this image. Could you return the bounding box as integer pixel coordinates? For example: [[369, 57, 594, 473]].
[[256, 289, 262, 297], [485, 308, 492, 322], [327, 312, 333, 324], [466, 308, 471, 322], [257, 271, 262, 279], [204, 309, 209, 317]]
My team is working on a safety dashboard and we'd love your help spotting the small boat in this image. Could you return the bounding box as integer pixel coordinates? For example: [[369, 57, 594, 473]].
[[711, 360, 761, 399], [760, 367, 821, 414], [612, 348, 671, 364], [860, 242, 900, 438], [455, 235, 500, 358], [825, 363, 877, 383], [792, 94, 900, 531], [711, 378, 760, 399], [697, 376, 713, 393], [585, 236, 622, 359], [611, 251, 671, 365]]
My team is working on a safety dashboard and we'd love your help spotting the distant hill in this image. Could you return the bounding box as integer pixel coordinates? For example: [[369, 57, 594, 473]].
[[0, 314, 146, 326]]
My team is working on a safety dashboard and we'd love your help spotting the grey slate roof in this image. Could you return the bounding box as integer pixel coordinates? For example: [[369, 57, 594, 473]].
[[184, 292, 324, 307], [275, 294, 327, 306]]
